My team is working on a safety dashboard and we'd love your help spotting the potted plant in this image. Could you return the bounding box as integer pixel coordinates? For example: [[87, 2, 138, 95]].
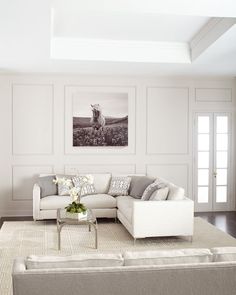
[[53, 175, 93, 220]]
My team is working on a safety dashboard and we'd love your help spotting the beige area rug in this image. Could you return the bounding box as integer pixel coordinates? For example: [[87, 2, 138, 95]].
[[1, 217, 236, 295]]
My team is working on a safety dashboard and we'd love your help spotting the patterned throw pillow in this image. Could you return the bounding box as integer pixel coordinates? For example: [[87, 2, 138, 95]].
[[141, 180, 167, 201], [108, 177, 131, 196], [56, 175, 73, 196], [72, 176, 96, 197], [149, 187, 169, 201]]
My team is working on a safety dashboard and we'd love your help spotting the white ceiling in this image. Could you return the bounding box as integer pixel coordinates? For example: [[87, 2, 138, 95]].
[[54, 12, 209, 43], [0, 0, 235, 77]]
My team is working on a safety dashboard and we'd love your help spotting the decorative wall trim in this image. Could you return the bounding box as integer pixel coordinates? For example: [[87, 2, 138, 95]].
[[12, 165, 54, 201], [195, 87, 232, 102], [64, 164, 136, 175], [64, 85, 136, 155], [12, 83, 55, 156], [145, 86, 190, 155]]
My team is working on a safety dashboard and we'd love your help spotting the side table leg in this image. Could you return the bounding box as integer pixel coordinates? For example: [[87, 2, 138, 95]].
[[90, 222, 98, 249], [57, 223, 63, 251]]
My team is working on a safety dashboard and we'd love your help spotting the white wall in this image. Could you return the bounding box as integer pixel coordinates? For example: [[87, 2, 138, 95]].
[[0, 74, 235, 216]]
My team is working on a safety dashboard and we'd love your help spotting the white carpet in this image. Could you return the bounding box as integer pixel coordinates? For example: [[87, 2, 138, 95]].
[[1, 217, 236, 295]]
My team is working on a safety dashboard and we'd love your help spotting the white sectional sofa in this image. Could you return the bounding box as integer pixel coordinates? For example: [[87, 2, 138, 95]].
[[33, 173, 194, 239], [33, 173, 116, 220], [12, 247, 236, 295]]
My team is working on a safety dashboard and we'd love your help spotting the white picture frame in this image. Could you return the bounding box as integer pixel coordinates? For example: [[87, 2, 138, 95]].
[[64, 86, 136, 154]]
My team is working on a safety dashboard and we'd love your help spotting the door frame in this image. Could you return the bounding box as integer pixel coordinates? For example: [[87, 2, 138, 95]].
[[193, 111, 233, 212]]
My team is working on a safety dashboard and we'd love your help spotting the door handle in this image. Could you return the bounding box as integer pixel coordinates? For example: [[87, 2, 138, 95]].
[[213, 171, 217, 178]]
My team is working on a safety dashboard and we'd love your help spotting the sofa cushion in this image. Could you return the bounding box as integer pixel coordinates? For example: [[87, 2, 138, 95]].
[[38, 175, 57, 198], [40, 195, 71, 210], [40, 194, 117, 210], [124, 249, 213, 266], [79, 173, 111, 194], [81, 194, 117, 209], [155, 177, 185, 200], [129, 176, 155, 199], [116, 196, 134, 223], [26, 253, 124, 269], [149, 187, 169, 201], [167, 184, 185, 200], [108, 176, 131, 196], [211, 247, 236, 262]]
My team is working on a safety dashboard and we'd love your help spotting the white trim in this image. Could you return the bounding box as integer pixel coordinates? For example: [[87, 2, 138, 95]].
[[191, 17, 236, 61], [51, 37, 191, 64]]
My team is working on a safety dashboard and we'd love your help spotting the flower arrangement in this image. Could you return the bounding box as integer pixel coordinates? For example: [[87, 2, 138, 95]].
[[53, 175, 93, 214]]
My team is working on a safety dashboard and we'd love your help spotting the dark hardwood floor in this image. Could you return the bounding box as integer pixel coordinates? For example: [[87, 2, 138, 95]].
[[1, 212, 236, 238], [195, 211, 236, 238]]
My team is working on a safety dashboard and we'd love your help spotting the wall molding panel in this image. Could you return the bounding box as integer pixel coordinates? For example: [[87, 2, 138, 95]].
[[12, 165, 54, 201], [12, 84, 54, 155], [146, 164, 189, 195], [64, 164, 136, 175], [195, 87, 232, 102], [0, 75, 234, 216], [146, 87, 189, 155]]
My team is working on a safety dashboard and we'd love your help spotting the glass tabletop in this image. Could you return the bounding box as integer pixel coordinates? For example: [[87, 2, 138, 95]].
[[57, 208, 96, 224]]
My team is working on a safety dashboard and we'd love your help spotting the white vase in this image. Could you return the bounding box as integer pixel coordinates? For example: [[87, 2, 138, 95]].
[[78, 211, 87, 220], [65, 211, 87, 220]]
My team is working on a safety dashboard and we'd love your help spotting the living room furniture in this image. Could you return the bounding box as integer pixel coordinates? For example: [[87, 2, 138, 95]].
[[33, 173, 194, 240], [57, 208, 98, 250], [12, 247, 236, 295], [33, 173, 116, 220], [117, 195, 193, 240]]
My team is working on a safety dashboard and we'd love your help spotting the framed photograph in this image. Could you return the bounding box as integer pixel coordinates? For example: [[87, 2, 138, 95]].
[[65, 86, 136, 154], [73, 92, 128, 147]]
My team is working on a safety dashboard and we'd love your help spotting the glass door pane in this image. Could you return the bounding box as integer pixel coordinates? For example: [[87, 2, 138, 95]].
[[216, 152, 228, 168], [197, 116, 210, 204], [215, 115, 229, 205]]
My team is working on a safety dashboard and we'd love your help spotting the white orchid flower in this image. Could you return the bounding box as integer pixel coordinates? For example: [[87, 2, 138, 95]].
[[69, 187, 79, 202], [85, 174, 94, 184]]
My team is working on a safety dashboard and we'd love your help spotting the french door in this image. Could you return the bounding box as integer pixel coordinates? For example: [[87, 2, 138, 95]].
[[194, 113, 232, 211]]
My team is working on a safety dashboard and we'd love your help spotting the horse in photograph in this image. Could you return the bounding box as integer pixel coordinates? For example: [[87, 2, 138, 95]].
[[90, 104, 106, 131]]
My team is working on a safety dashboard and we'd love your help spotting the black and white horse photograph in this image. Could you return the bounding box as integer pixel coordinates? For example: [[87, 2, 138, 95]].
[[72, 92, 128, 146]]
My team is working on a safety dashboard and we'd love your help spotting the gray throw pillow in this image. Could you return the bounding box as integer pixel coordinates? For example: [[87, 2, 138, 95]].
[[141, 182, 165, 201], [38, 176, 58, 198], [129, 176, 155, 199]]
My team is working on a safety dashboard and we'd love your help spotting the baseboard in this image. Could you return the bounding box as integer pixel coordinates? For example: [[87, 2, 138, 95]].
[[0, 210, 33, 218]]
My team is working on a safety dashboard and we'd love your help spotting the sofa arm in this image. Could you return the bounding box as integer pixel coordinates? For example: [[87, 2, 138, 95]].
[[132, 198, 194, 238], [12, 257, 26, 274], [33, 183, 41, 221]]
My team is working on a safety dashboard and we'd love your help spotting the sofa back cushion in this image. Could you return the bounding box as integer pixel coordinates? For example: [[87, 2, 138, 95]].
[[124, 249, 212, 266], [211, 247, 236, 262], [26, 253, 124, 269], [167, 184, 185, 200], [154, 177, 185, 200], [79, 173, 111, 194]]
